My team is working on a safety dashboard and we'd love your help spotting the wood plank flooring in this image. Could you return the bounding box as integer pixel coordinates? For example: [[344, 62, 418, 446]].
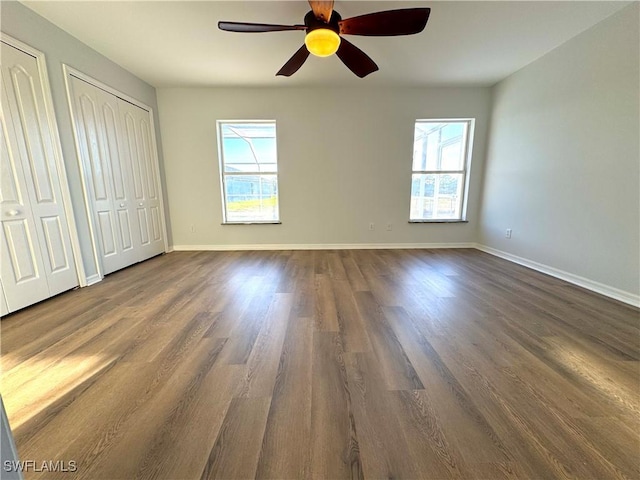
[[1, 249, 638, 479]]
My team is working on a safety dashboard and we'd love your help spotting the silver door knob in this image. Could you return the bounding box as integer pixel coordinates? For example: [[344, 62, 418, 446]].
[[119, 203, 125, 207], [138, 203, 144, 207], [7, 210, 19, 216]]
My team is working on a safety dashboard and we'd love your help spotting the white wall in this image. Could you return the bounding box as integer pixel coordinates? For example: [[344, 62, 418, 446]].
[[158, 86, 491, 248], [478, 4, 639, 299], [1, 2, 169, 278]]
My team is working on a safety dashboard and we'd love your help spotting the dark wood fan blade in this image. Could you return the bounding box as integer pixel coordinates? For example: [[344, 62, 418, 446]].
[[339, 8, 430, 36], [276, 45, 311, 76], [308, 0, 334, 22], [335, 37, 378, 78], [218, 21, 306, 33]]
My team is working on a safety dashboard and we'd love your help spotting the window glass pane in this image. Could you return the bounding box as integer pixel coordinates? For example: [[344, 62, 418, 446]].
[[224, 174, 279, 222], [221, 123, 278, 173], [410, 173, 463, 220], [441, 123, 464, 143], [412, 121, 467, 171], [441, 142, 462, 170], [412, 124, 440, 170]]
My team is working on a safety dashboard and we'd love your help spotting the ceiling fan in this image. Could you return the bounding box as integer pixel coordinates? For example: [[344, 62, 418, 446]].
[[218, 1, 431, 78]]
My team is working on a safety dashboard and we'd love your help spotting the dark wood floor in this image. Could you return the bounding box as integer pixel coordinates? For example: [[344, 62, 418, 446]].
[[1, 249, 638, 479]]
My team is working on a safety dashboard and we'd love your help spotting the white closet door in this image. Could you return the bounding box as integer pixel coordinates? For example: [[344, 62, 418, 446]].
[[118, 100, 164, 260], [68, 74, 165, 276], [0, 42, 78, 311], [1, 75, 49, 309], [70, 77, 138, 274], [0, 279, 9, 317]]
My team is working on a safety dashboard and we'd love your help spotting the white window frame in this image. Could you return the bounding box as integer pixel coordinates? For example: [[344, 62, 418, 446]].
[[216, 120, 281, 224], [409, 118, 475, 222]]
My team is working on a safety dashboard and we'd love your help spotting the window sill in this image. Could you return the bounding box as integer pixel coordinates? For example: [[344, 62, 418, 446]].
[[221, 221, 282, 225], [409, 220, 468, 224]]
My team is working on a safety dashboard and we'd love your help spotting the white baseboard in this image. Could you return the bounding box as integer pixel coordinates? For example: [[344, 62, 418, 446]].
[[474, 244, 640, 308], [171, 242, 476, 252]]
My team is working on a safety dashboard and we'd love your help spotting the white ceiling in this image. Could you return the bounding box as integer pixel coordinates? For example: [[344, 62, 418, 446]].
[[22, 1, 630, 88]]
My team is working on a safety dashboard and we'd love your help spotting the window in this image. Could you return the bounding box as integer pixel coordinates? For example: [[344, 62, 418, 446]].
[[410, 119, 474, 221], [217, 121, 280, 223]]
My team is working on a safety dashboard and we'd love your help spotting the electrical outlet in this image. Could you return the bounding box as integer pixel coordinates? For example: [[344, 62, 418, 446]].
[[386, 223, 392, 231], [505, 228, 512, 239], [369, 222, 375, 231]]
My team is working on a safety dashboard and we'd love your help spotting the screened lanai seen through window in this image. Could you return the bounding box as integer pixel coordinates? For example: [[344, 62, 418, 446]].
[[217, 121, 280, 223], [410, 119, 474, 221]]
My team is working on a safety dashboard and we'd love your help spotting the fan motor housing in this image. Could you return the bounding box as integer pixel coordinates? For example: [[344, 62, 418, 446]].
[[304, 10, 342, 34]]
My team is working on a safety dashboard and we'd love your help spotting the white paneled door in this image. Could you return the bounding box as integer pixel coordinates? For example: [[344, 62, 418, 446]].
[[69, 75, 165, 275], [70, 78, 139, 274], [1, 41, 78, 313], [118, 99, 165, 261], [0, 279, 9, 317]]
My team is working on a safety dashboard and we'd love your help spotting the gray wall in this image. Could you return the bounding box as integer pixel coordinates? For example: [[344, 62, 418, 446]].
[[0, 396, 22, 480], [1, 2, 169, 279], [158, 86, 491, 247], [478, 4, 639, 296]]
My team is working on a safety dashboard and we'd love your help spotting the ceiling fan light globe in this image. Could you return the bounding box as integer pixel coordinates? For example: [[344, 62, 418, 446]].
[[305, 28, 341, 57]]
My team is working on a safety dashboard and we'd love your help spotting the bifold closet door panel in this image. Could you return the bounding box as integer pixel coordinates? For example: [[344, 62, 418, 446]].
[[69, 76, 139, 274], [118, 99, 164, 260], [1, 42, 78, 311], [0, 280, 9, 317], [0, 79, 49, 309]]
